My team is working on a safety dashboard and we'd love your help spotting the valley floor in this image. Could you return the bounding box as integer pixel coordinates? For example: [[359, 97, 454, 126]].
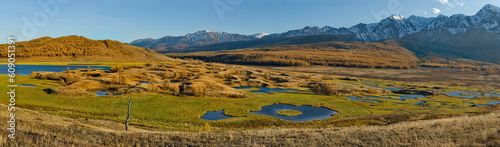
[[255, 65, 500, 88], [1, 103, 498, 146], [1, 62, 499, 146]]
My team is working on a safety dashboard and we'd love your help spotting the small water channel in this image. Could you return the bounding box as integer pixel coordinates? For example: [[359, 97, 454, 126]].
[[233, 86, 300, 93], [439, 91, 500, 98], [18, 84, 39, 87], [95, 90, 122, 96], [200, 110, 234, 120]]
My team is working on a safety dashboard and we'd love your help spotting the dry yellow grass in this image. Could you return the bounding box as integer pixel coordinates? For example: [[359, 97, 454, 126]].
[[0, 35, 180, 62], [1, 103, 498, 146], [312, 82, 391, 95]]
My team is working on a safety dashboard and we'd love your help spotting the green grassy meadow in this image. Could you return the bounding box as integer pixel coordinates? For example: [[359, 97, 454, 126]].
[[1, 73, 495, 131]]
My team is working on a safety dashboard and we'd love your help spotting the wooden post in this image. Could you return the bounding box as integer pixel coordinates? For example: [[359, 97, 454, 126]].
[[125, 96, 132, 131]]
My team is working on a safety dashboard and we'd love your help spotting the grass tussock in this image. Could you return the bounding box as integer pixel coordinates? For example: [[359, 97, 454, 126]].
[[312, 82, 390, 96], [277, 110, 302, 116], [180, 79, 247, 98]]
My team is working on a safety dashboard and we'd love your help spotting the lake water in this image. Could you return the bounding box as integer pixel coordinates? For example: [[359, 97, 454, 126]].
[[249, 104, 338, 121], [0, 65, 111, 76], [440, 91, 500, 98], [487, 101, 500, 105], [95, 90, 122, 96], [362, 82, 500, 99], [233, 87, 300, 93], [200, 110, 234, 120]]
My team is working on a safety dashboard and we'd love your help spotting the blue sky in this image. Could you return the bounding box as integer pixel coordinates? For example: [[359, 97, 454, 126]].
[[2, 0, 500, 42]]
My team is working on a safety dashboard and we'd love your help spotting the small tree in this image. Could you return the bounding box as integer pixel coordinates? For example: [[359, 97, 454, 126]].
[[125, 96, 132, 131]]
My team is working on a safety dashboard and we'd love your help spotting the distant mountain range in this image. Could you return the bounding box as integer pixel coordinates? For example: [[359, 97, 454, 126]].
[[132, 4, 500, 64], [131, 4, 500, 45]]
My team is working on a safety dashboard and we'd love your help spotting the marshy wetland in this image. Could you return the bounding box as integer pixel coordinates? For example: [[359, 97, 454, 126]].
[[1, 62, 498, 132]]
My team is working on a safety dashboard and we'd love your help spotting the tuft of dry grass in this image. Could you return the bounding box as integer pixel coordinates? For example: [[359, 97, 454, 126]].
[[312, 82, 390, 96], [180, 79, 247, 98]]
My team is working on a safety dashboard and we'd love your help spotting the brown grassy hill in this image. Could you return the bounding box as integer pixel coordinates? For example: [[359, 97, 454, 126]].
[[0, 36, 175, 62], [1, 103, 498, 146]]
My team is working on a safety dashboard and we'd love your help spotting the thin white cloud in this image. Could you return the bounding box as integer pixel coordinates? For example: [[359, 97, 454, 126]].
[[438, 0, 448, 5], [424, 10, 428, 15], [436, 0, 465, 8], [433, 8, 442, 14]]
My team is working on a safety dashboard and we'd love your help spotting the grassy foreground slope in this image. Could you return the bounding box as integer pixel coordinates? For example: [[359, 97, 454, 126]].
[[0, 36, 176, 62], [1, 103, 498, 146]]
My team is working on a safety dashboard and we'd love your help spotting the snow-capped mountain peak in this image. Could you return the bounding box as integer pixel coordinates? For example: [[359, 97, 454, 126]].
[[251, 33, 270, 38], [390, 14, 405, 20], [476, 4, 500, 19]]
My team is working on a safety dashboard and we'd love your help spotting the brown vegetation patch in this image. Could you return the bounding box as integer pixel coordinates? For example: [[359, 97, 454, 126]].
[[312, 82, 391, 95], [180, 79, 246, 98]]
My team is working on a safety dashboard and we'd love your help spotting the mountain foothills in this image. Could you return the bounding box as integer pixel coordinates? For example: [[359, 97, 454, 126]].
[[130, 30, 261, 53], [132, 4, 500, 64], [0, 35, 174, 62]]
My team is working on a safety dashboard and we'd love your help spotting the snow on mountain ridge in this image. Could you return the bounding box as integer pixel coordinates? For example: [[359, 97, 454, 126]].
[[130, 4, 500, 47], [262, 4, 500, 41]]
